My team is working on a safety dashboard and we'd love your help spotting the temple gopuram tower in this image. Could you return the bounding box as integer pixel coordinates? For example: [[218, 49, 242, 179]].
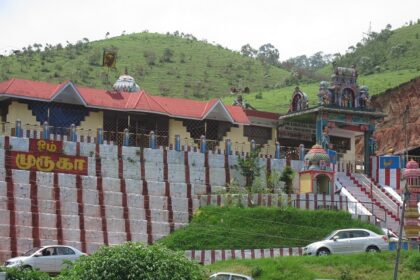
[[403, 160, 420, 244], [278, 67, 385, 173]]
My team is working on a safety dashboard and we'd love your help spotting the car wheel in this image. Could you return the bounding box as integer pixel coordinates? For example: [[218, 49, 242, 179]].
[[22, 265, 32, 270], [366, 246, 380, 253], [316, 248, 331, 256]]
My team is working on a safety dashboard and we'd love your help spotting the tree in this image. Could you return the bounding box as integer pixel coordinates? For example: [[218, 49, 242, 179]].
[[143, 50, 157, 66], [240, 44, 257, 58], [280, 165, 295, 194], [237, 148, 261, 189], [57, 243, 204, 280], [309, 51, 328, 69], [161, 48, 174, 63], [257, 43, 280, 65]]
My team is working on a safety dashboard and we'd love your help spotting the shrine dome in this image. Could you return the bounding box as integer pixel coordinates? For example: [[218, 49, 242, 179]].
[[404, 159, 420, 178], [113, 74, 140, 93], [304, 144, 330, 170]]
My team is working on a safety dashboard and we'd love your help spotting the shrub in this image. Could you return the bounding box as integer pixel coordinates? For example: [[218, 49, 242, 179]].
[[0, 267, 51, 280], [406, 252, 420, 271], [280, 165, 295, 194], [58, 242, 204, 280], [251, 266, 263, 277]]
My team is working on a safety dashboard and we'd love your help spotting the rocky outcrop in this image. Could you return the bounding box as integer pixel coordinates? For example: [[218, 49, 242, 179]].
[[356, 77, 420, 159]]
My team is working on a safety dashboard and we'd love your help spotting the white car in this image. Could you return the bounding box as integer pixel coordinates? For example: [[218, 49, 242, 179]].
[[4, 245, 86, 273], [209, 272, 253, 280], [303, 228, 388, 256]]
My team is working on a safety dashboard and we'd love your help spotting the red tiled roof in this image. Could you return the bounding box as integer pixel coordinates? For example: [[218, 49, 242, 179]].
[[0, 78, 281, 125], [244, 109, 280, 120], [0, 78, 66, 100]]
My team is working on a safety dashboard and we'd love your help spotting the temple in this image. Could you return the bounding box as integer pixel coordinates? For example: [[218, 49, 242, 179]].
[[279, 66, 385, 174], [0, 67, 417, 260], [0, 75, 278, 155]]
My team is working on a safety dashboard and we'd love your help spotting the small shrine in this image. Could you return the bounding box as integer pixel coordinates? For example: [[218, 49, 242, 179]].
[[289, 86, 309, 112], [403, 160, 420, 243], [299, 144, 335, 194]]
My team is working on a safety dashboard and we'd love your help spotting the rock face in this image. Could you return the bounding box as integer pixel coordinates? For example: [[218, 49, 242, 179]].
[[356, 77, 420, 159]]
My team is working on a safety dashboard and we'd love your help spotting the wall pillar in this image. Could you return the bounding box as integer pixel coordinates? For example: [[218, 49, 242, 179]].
[[364, 128, 373, 175], [316, 112, 327, 145]]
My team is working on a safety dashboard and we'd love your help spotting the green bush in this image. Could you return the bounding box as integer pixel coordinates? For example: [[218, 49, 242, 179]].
[[251, 266, 263, 277], [406, 252, 420, 271], [0, 267, 51, 280], [58, 242, 204, 280]]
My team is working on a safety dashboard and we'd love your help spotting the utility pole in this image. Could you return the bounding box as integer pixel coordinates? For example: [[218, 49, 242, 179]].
[[403, 106, 409, 167], [393, 105, 410, 280]]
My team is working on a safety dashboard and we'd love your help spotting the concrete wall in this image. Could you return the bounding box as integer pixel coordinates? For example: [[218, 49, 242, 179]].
[[0, 135, 362, 263]]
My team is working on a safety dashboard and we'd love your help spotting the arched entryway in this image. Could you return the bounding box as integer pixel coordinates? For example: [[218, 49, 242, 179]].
[[314, 174, 331, 194]]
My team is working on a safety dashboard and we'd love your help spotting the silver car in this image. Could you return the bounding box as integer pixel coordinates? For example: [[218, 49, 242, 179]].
[[209, 272, 253, 280], [303, 228, 388, 256], [4, 245, 86, 273]]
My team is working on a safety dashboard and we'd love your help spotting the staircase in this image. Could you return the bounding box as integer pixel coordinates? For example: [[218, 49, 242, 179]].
[[336, 172, 400, 234]]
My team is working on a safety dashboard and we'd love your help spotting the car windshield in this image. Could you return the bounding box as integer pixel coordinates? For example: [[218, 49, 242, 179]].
[[22, 247, 41, 256], [324, 231, 337, 240]]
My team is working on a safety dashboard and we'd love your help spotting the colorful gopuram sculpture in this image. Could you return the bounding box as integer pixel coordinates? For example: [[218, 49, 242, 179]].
[[403, 160, 420, 242]]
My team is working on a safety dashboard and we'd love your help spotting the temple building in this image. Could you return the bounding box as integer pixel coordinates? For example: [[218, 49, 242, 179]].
[[0, 66, 385, 172], [0, 75, 278, 155]]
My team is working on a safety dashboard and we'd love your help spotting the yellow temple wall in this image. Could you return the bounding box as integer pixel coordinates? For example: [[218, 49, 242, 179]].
[[299, 173, 312, 194], [78, 111, 104, 136], [168, 119, 191, 147], [218, 125, 250, 154], [6, 101, 39, 128]]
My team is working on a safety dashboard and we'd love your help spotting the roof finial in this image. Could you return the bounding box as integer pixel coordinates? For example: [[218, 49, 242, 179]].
[[125, 66, 128, 75]]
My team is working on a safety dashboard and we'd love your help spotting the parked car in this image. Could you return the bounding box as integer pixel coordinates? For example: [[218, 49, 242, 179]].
[[303, 228, 388, 256], [382, 228, 399, 242], [209, 272, 253, 280], [4, 245, 86, 273]]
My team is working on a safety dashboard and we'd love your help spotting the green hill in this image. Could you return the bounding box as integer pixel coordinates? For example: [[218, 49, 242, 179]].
[[231, 22, 420, 113], [225, 68, 420, 113], [158, 206, 380, 250], [0, 32, 290, 99]]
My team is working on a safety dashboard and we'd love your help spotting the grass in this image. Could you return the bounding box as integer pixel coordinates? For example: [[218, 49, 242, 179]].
[[206, 251, 420, 280], [0, 32, 290, 100], [158, 206, 381, 250]]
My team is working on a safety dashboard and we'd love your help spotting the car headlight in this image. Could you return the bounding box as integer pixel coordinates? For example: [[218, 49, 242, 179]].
[[5, 260, 18, 267]]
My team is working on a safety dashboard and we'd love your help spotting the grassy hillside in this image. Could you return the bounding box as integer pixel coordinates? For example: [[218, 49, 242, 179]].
[[158, 206, 380, 250], [226, 68, 420, 113], [0, 32, 289, 99], [207, 251, 420, 280], [236, 22, 420, 114]]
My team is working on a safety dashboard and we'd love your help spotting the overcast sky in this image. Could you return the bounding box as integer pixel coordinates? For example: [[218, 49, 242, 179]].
[[0, 0, 419, 60]]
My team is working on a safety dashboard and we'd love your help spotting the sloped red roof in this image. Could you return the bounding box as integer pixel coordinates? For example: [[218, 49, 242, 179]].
[[0, 78, 275, 125], [0, 78, 66, 100]]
